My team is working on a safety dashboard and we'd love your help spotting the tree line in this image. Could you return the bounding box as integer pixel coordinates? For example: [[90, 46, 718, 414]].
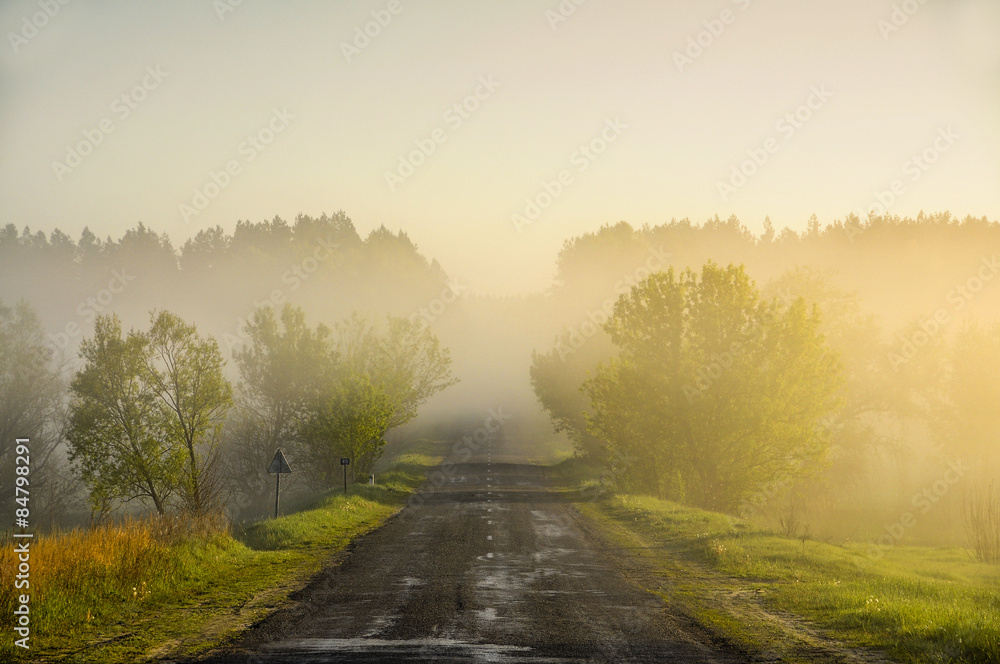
[[2, 299, 455, 521], [533, 262, 841, 512], [533, 213, 1000, 530]]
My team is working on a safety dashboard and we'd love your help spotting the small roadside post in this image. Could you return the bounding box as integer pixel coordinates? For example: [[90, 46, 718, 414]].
[[341, 457, 350, 495], [267, 449, 292, 519]]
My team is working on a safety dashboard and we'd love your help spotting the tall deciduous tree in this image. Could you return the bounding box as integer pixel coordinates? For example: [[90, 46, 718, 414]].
[[68, 312, 232, 516], [335, 313, 458, 429], [0, 299, 74, 524], [932, 321, 1000, 478], [68, 315, 179, 514], [227, 304, 333, 509], [144, 311, 233, 514], [584, 263, 842, 512]]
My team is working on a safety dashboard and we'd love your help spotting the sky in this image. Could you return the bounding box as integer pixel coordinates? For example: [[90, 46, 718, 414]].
[[2, 0, 998, 295]]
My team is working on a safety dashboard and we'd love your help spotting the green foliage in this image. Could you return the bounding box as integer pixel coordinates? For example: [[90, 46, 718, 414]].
[[0, 299, 69, 523], [69, 315, 180, 514], [0, 300, 60, 444], [584, 262, 842, 512], [68, 312, 232, 515], [144, 311, 233, 514], [233, 304, 333, 423], [530, 329, 614, 460], [227, 305, 455, 501], [226, 304, 333, 505], [299, 372, 394, 484], [0, 450, 438, 663], [334, 313, 458, 429], [759, 269, 903, 510], [586, 491, 1000, 664], [933, 321, 1000, 474]]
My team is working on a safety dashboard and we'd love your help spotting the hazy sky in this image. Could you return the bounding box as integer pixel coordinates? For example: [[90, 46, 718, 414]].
[[2, 0, 998, 294]]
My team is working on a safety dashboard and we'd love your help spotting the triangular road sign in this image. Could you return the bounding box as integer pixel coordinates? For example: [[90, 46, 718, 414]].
[[267, 449, 292, 474]]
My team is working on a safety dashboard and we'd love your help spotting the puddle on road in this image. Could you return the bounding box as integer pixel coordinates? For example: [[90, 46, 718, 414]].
[[273, 637, 571, 662], [475, 607, 499, 621]]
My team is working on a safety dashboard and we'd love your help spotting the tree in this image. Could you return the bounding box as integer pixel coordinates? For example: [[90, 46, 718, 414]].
[[233, 305, 332, 434], [334, 314, 458, 429], [932, 322, 1000, 478], [226, 307, 455, 501], [760, 269, 906, 513], [143, 311, 233, 514], [584, 263, 842, 512], [226, 305, 334, 509], [68, 315, 179, 515], [530, 329, 615, 460], [299, 372, 393, 485], [0, 299, 74, 525], [68, 311, 232, 516]]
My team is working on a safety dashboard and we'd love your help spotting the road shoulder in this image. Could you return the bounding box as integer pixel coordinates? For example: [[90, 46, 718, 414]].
[[569, 499, 896, 664]]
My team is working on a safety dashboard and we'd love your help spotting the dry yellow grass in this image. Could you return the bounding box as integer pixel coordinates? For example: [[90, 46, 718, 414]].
[[1, 513, 228, 641]]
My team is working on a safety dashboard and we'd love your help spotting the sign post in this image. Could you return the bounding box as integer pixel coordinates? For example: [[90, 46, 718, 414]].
[[341, 457, 350, 495], [267, 449, 292, 518]]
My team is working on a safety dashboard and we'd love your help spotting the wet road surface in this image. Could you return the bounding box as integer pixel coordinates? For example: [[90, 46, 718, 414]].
[[198, 438, 745, 663]]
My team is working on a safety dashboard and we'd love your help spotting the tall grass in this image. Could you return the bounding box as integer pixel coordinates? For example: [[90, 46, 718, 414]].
[[0, 446, 441, 662], [965, 482, 1000, 564], [0, 513, 228, 640]]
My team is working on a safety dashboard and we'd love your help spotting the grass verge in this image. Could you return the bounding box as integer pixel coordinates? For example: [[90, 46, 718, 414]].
[[572, 486, 1000, 664], [0, 446, 440, 663]]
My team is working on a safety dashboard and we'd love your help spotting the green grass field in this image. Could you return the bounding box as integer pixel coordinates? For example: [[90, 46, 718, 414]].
[[1, 447, 440, 663], [576, 487, 1000, 663]]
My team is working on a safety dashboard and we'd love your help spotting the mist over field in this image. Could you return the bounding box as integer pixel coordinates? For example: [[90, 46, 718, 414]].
[[4, 211, 1000, 533], [2, 2, 1000, 662]]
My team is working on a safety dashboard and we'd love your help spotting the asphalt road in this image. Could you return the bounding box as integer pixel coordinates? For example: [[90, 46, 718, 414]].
[[199, 438, 746, 663]]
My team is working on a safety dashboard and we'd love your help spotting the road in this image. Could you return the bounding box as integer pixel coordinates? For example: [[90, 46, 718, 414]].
[[199, 437, 745, 663]]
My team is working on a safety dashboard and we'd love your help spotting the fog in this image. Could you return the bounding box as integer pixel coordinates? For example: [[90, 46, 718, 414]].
[[1, 210, 999, 541], [2, 0, 1000, 622]]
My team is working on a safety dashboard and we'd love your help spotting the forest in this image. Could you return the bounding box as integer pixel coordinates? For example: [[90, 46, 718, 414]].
[[2, 210, 1000, 561]]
